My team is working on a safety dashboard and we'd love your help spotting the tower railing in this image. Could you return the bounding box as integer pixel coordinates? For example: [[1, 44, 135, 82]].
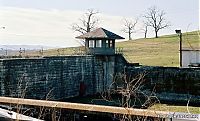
[[115, 47, 123, 54]]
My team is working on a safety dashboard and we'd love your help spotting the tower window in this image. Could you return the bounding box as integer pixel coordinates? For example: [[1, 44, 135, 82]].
[[96, 40, 102, 47], [106, 40, 109, 48], [89, 40, 95, 48], [110, 40, 113, 48]]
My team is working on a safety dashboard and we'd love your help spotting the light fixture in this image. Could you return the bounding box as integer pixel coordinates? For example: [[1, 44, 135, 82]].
[[175, 29, 181, 34]]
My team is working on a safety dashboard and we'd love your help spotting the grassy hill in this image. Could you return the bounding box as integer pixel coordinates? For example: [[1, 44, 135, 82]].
[[27, 30, 199, 67], [116, 30, 200, 67]]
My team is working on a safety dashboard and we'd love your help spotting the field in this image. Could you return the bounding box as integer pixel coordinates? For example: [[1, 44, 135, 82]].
[[28, 30, 200, 67], [149, 104, 200, 114], [116, 30, 200, 67]]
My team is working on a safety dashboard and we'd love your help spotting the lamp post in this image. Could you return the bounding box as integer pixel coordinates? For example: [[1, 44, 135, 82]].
[[175, 29, 182, 67]]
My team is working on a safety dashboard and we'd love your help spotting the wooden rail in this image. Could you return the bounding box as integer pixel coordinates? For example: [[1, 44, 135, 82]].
[[0, 97, 168, 118]]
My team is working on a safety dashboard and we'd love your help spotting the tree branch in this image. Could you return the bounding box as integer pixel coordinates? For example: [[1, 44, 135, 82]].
[[71, 9, 99, 34], [143, 6, 170, 38]]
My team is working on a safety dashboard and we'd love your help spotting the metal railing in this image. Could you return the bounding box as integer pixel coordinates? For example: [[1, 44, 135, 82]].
[[0, 97, 199, 121]]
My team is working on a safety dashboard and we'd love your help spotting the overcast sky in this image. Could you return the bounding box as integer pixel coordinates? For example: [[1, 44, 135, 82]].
[[0, 0, 199, 47]]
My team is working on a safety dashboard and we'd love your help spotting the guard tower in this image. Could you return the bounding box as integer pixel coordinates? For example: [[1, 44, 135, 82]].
[[76, 27, 124, 55]]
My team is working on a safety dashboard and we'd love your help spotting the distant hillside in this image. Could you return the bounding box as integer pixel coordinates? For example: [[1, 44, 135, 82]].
[[12, 30, 200, 67], [0, 45, 57, 56], [0, 45, 55, 50]]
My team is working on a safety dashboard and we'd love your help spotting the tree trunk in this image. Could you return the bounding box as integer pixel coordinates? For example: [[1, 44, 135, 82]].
[[144, 26, 147, 38], [129, 29, 131, 40], [155, 30, 158, 38]]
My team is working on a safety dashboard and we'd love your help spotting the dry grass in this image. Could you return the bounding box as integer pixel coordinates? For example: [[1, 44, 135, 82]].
[[149, 104, 200, 114]]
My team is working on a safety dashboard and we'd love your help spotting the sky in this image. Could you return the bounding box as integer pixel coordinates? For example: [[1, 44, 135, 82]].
[[0, 0, 199, 47]]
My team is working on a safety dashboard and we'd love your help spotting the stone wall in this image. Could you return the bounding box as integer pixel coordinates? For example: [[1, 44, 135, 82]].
[[1, 54, 200, 103], [125, 66, 200, 94], [115, 54, 200, 104], [0, 55, 115, 100]]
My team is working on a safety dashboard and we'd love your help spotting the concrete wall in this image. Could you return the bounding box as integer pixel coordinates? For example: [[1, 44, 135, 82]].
[[0, 55, 115, 100], [182, 50, 200, 67], [115, 54, 200, 104]]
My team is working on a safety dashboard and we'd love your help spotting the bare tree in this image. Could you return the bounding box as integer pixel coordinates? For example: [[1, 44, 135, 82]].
[[100, 72, 159, 121], [144, 6, 170, 38], [141, 22, 148, 38], [143, 25, 148, 38], [72, 9, 99, 34], [122, 18, 138, 40]]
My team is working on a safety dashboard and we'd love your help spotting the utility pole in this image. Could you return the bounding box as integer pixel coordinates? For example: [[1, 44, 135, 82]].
[[23, 48, 26, 56], [175, 29, 182, 67], [180, 33, 182, 67], [19, 48, 22, 57], [5, 49, 8, 56], [41, 47, 44, 56]]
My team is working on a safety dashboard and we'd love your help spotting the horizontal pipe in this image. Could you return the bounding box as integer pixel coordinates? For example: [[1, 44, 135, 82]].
[[0, 97, 168, 117]]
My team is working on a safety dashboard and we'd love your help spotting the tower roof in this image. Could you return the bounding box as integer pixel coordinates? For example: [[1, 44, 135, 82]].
[[76, 27, 125, 40]]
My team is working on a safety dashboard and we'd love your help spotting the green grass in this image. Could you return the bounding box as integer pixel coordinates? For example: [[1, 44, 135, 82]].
[[27, 30, 199, 67], [116, 30, 200, 67], [149, 104, 200, 114]]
